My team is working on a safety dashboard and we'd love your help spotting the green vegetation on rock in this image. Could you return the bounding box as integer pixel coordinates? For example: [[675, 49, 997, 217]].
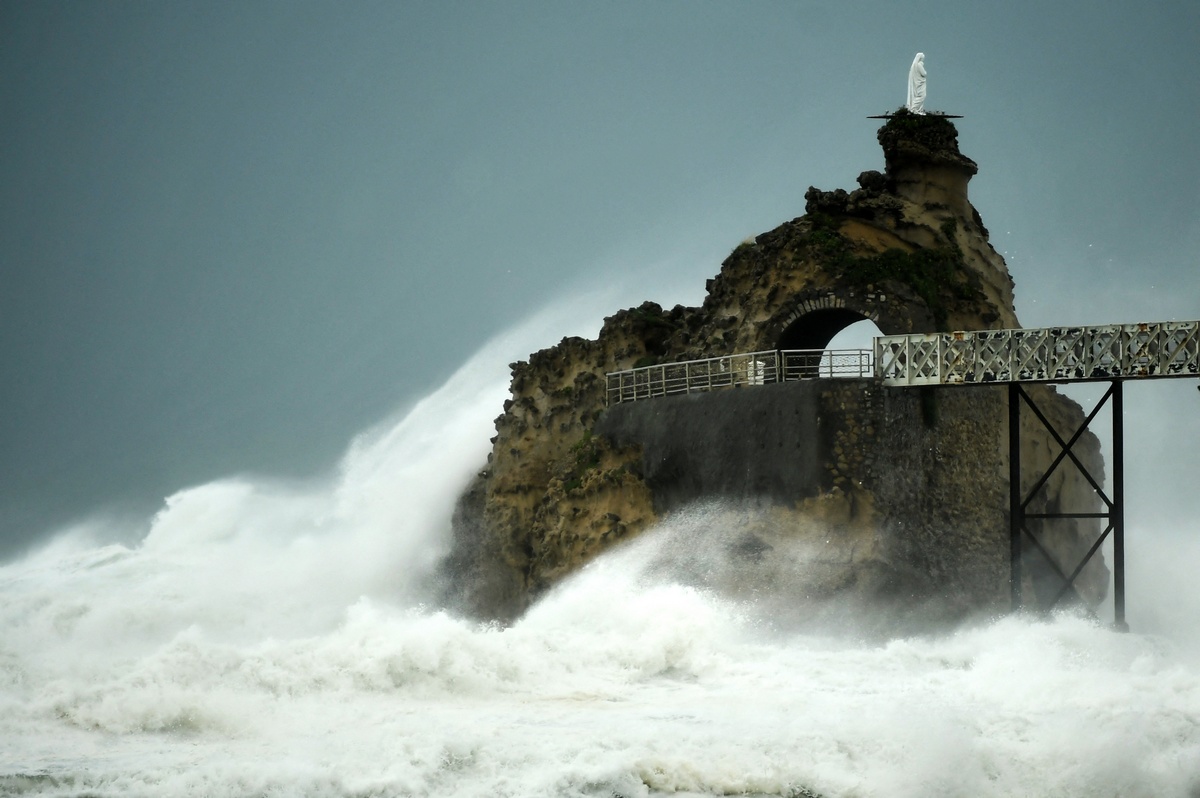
[[631, 304, 678, 331], [877, 107, 963, 155], [805, 213, 979, 331], [562, 430, 602, 493]]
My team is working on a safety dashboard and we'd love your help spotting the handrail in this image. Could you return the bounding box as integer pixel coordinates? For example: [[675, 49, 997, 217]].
[[605, 348, 873, 405], [604, 319, 1199, 404]]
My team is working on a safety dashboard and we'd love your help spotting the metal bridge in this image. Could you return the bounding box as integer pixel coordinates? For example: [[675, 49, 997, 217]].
[[875, 321, 1199, 386], [604, 319, 1199, 628], [606, 321, 1199, 403]]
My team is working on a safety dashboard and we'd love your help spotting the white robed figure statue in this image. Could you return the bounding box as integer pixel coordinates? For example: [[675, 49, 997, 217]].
[[907, 52, 926, 114]]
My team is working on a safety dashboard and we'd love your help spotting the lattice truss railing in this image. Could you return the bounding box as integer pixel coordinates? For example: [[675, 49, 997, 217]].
[[877, 321, 1200, 386]]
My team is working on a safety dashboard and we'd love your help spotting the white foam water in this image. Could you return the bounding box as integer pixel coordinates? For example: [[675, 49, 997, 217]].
[[3, 306, 1200, 797]]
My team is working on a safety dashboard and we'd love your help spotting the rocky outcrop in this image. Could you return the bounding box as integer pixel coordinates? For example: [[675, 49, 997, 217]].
[[439, 109, 1106, 625]]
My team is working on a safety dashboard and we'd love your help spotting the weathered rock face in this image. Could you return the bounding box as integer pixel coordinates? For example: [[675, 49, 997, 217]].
[[440, 110, 1106, 624]]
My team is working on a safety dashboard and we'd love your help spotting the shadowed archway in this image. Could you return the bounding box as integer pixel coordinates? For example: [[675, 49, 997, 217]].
[[776, 307, 870, 352], [776, 309, 884, 379]]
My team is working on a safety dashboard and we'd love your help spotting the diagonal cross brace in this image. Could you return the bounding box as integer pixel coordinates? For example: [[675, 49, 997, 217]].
[[1016, 383, 1114, 512], [1009, 381, 1126, 628], [1019, 520, 1114, 612]]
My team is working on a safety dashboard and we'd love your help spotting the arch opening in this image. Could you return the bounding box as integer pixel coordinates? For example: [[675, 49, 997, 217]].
[[776, 308, 870, 352], [776, 310, 883, 379], [825, 317, 886, 352]]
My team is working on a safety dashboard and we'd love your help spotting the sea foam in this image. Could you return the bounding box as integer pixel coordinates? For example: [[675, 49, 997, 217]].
[[3, 296, 1200, 797]]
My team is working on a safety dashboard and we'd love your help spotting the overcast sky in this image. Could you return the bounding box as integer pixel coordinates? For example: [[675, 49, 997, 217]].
[[2, 1, 1198, 558]]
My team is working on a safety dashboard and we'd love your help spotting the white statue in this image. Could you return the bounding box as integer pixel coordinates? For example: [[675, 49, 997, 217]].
[[906, 52, 926, 114]]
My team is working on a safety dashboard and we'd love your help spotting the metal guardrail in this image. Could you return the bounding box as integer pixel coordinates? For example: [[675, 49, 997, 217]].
[[876, 321, 1200, 386], [604, 320, 1199, 404], [605, 349, 872, 404]]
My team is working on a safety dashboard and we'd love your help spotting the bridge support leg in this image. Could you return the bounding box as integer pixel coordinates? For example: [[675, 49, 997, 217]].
[[1009, 382, 1022, 611], [1006, 381, 1125, 629], [1113, 381, 1127, 632]]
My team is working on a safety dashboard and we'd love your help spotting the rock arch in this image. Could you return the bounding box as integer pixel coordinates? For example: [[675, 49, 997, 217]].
[[760, 293, 884, 353], [777, 307, 870, 351]]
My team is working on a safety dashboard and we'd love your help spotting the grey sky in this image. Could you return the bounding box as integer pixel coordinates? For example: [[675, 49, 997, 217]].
[[2, 1, 1198, 558]]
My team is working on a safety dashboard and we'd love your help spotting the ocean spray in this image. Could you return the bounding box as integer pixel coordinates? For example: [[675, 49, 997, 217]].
[[2, 296, 1200, 797]]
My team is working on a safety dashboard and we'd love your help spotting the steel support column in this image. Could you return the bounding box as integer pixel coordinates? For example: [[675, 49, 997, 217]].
[[1007, 381, 1125, 628], [1113, 381, 1127, 631], [1009, 382, 1022, 610]]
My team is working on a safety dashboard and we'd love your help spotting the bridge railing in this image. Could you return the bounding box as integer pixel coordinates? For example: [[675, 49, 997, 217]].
[[605, 348, 873, 404], [876, 321, 1200, 386], [605, 320, 1197, 403]]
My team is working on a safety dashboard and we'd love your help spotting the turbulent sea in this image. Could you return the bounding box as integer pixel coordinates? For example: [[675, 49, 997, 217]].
[[3, 316, 1200, 798]]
